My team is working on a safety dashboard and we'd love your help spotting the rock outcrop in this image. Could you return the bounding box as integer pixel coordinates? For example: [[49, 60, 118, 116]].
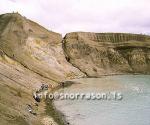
[[0, 13, 85, 83], [1, 13, 150, 125], [63, 32, 150, 77], [0, 13, 84, 125]]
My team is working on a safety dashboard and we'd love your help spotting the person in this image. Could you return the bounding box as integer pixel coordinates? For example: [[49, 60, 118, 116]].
[[27, 104, 33, 114], [45, 85, 49, 90], [41, 84, 45, 90], [33, 92, 41, 102], [27, 104, 37, 116]]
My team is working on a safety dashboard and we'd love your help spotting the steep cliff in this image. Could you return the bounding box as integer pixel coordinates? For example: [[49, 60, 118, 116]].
[[0, 13, 84, 125], [63, 32, 150, 77], [1, 12, 150, 125], [0, 13, 85, 83]]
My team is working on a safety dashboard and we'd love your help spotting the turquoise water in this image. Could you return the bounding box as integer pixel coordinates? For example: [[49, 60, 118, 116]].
[[54, 75, 150, 125]]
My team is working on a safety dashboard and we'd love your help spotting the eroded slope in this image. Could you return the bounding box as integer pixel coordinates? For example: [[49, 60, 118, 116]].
[[0, 13, 84, 125], [0, 50, 58, 125], [63, 32, 150, 77], [0, 13, 85, 82]]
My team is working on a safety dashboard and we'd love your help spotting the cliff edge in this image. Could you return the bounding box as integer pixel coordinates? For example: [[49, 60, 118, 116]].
[[63, 32, 150, 77], [0, 13, 85, 82]]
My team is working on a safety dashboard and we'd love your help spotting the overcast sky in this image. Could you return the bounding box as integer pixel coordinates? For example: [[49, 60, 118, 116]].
[[0, 0, 150, 35]]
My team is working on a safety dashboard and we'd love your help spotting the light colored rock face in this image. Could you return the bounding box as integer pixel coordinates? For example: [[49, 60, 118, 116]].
[[63, 32, 150, 77], [0, 50, 57, 125], [0, 13, 84, 125], [1, 13, 150, 125], [0, 13, 85, 82]]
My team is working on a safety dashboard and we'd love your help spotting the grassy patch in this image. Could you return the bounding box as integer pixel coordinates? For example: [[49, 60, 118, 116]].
[[45, 99, 66, 125]]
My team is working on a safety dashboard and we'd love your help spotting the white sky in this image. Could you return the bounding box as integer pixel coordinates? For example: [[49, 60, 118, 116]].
[[0, 0, 150, 35]]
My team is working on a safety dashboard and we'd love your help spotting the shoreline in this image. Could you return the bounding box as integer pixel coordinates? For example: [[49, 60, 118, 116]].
[[45, 82, 74, 125], [45, 74, 150, 125], [45, 99, 68, 125], [85, 72, 150, 78]]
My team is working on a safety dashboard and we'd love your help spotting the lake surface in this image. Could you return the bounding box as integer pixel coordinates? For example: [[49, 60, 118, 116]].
[[54, 75, 150, 125]]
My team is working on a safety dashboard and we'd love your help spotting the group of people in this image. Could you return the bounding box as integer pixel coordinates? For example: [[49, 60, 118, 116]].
[[27, 83, 50, 115], [40, 84, 49, 91]]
